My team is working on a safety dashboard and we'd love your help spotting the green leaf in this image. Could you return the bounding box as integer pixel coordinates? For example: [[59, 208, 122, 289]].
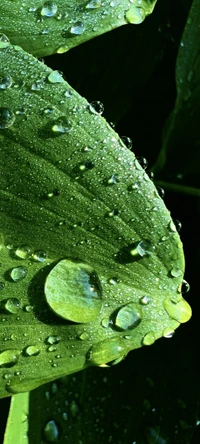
[[0, 40, 191, 398], [153, 0, 200, 180], [0, 0, 158, 57], [3, 393, 29, 444]]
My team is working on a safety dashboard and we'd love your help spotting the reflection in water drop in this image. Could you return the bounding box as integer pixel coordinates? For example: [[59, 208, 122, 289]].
[[41, 2, 58, 17], [115, 303, 142, 331], [45, 259, 102, 323], [69, 22, 85, 35]]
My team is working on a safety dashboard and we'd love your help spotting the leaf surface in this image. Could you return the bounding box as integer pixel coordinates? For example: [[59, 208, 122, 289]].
[[0, 40, 191, 398], [0, 0, 158, 57], [3, 393, 29, 444]]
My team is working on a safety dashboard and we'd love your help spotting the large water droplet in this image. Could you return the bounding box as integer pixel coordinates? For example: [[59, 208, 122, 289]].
[[51, 117, 72, 134], [10, 266, 28, 282], [130, 240, 155, 258], [170, 268, 182, 278], [43, 420, 61, 443], [142, 332, 155, 346], [0, 75, 13, 90], [69, 22, 85, 35], [25, 345, 40, 356], [0, 349, 20, 367], [89, 101, 104, 115], [115, 303, 142, 331], [0, 108, 15, 129], [4, 298, 21, 314], [15, 245, 31, 260], [48, 71, 64, 83], [45, 259, 103, 323], [163, 298, 192, 323], [125, 6, 145, 24], [0, 34, 10, 49], [87, 337, 126, 365], [41, 2, 58, 17], [86, 0, 102, 9]]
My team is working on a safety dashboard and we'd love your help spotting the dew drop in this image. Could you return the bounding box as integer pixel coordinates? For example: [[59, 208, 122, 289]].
[[162, 327, 175, 338], [43, 420, 61, 443], [69, 22, 85, 35], [46, 335, 61, 345], [156, 186, 165, 198], [163, 298, 192, 323], [130, 240, 155, 258], [47, 345, 57, 352], [10, 266, 28, 282], [107, 174, 118, 185], [125, 6, 145, 24], [0, 282, 5, 290], [79, 160, 95, 171], [115, 303, 142, 331], [170, 268, 182, 278], [25, 345, 40, 356], [79, 332, 89, 340], [48, 71, 64, 84], [89, 101, 104, 115], [45, 259, 103, 323], [139, 295, 150, 305], [15, 245, 31, 260], [0, 34, 10, 49], [70, 400, 79, 417], [181, 279, 190, 293], [4, 298, 21, 314], [87, 337, 126, 365], [0, 108, 15, 129], [32, 250, 46, 262], [173, 219, 182, 232], [86, 0, 102, 8], [121, 136, 132, 149], [41, 2, 58, 17], [137, 156, 148, 170], [0, 349, 20, 368], [0, 75, 13, 90], [51, 117, 72, 134], [142, 331, 155, 346]]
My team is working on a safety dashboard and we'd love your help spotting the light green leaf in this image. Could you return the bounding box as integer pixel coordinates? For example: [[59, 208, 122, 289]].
[[0, 0, 158, 57], [0, 40, 191, 399], [153, 0, 200, 179], [3, 393, 29, 444]]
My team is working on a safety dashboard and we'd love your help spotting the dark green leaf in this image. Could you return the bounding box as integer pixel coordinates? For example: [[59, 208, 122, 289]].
[[0, 40, 191, 398]]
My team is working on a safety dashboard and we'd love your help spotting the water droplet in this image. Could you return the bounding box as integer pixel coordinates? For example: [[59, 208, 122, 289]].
[[70, 400, 79, 417], [86, 0, 102, 8], [4, 298, 21, 314], [130, 240, 155, 258], [15, 245, 31, 260], [10, 266, 28, 282], [170, 268, 182, 278], [25, 345, 40, 356], [137, 157, 148, 170], [87, 337, 126, 365], [43, 420, 61, 443], [47, 345, 57, 352], [163, 327, 175, 338], [46, 335, 60, 345], [45, 259, 103, 323], [47, 189, 60, 198], [121, 136, 132, 149], [41, 2, 58, 17], [168, 220, 177, 232], [139, 295, 150, 305], [32, 250, 46, 262], [51, 117, 72, 134], [0, 108, 15, 129], [142, 332, 155, 346], [0, 282, 5, 290], [0, 34, 10, 49], [24, 305, 33, 313], [89, 101, 104, 115], [107, 174, 118, 185], [107, 209, 119, 217], [115, 303, 142, 331], [181, 279, 190, 293], [48, 71, 64, 83], [69, 22, 85, 35], [0, 349, 20, 367], [79, 332, 88, 340], [79, 160, 95, 171], [156, 186, 165, 198], [163, 298, 192, 323], [173, 219, 182, 232], [62, 412, 68, 421], [125, 6, 145, 24], [0, 75, 13, 90]]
